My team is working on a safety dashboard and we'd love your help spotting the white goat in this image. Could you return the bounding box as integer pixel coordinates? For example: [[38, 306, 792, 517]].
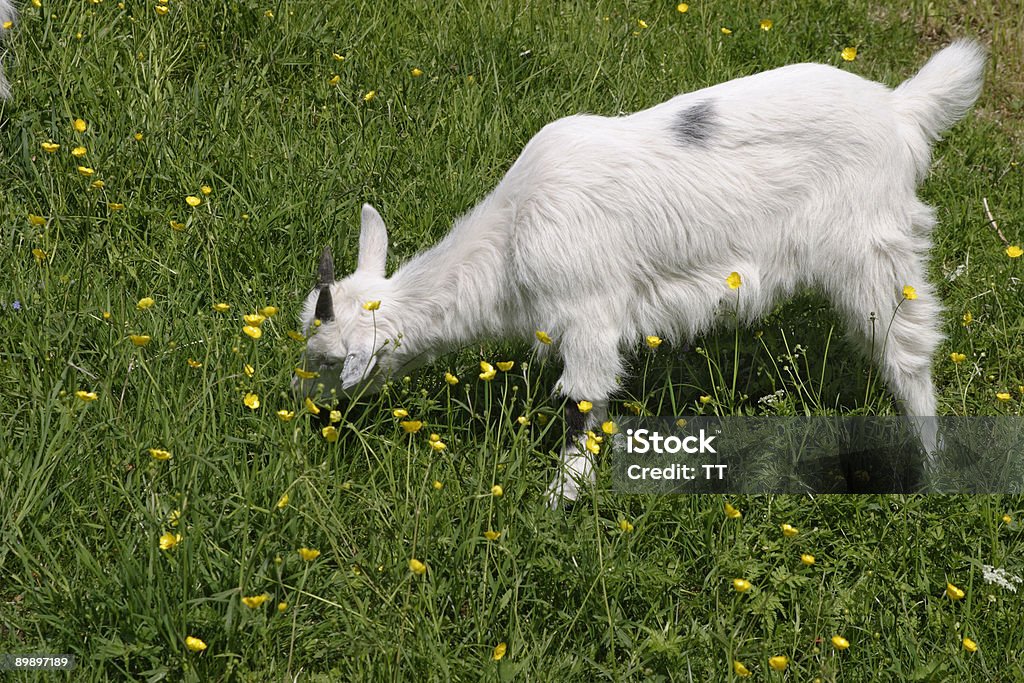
[[0, 0, 15, 99], [296, 41, 985, 506]]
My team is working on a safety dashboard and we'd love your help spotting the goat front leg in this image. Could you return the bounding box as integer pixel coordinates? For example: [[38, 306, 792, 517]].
[[546, 398, 609, 509]]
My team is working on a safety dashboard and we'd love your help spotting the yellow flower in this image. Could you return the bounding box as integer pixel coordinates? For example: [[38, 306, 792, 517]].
[[363, 90, 377, 102], [962, 311, 973, 326], [304, 397, 321, 415], [212, 302, 230, 313], [484, 530, 501, 541], [801, 553, 816, 566], [277, 601, 288, 612], [699, 395, 712, 404], [393, 408, 410, 418], [276, 493, 289, 509], [1007, 245, 1023, 258], [726, 271, 742, 289], [1003, 514, 1012, 524], [946, 582, 965, 600], [71, 146, 87, 158], [585, 435, 600, 455], [724, 503, 742, 519], [732, 578, 752, 592], [244, 313, 266, 326], [73, 118, 87, 133], [185, 195, 201, 207], [32, 248, 47, 262], [577, 400, 593, 413], [619, 519, 634, 533], [129, 334, 151, 347], [136, 297, 155, 310], [199, 185, 212, 196], [149, 448, 172, 460], [327, 74, 342, 86], [75, 390, 99, 402], [733, 660, 751, 677], [332, 52, 345, 61], [535, 330, 552, 344], [759, 18, 773, 30], [168, 509, 181, 527], [832, 635, 850, 650], [492, 642, 507, 661], [134, 132, 144, 141], [90, 180, 105, 189], [159, 532, 181, 550], [496, 361, 514, 371], [646, 335, 662, 349], [108, 202, 125, 211], [241, 593, 270, 608], [491, 484, 504, 497], [298, 547, 321, 561], [479, 361, 497, 381], [322, 425, 339, 442], [721, 27, 732, 35], [841, 47, 857, 61], [185, 636, 206, 652], [264, 9, 273, 17], [77, 166, 95, 177], [432, 480, 443, 490], [400, 420, 423, 434], [430, 438, 447, 452], [240, 363, 254, 377], [902, 285, 918, 300], [996, 391, 1012, 402], [637, 19, 648, 29], [155, 5, 169, 15], [41, 141, 60, 153], [950, 352, 966, 364], [287, 330, 305, 342], [676, 3, 689, 13], [28, 214, 47, 226], [768, 655, 788, 672], [362, 300, 381, 311], [781, 523, 799, 537], [243, 393, 260, 410], [962, 637, 978, 653], [258, 306, 278, 318], [602, 421, 618, 435], [167, 219, 186, 231], [242, 325, 262, 339], [294, 368, 318, 380], [277, 409, 295, 421], [408, 558, 427, 575], [411, 68, 423, 77], [444, 372, 459, 385]]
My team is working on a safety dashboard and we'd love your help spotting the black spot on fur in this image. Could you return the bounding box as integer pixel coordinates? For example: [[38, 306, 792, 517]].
[[672, 100, 715, 145], [564, 401, 586, 448]]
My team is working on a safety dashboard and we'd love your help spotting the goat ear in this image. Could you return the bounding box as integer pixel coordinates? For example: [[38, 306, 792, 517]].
[[317, 246, 334, 286], [314, 285, 334, 323], [357, 203, 388, 277], [340, 347, 377, 390]]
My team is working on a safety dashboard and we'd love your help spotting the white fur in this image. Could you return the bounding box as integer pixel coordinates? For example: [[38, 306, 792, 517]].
[[297, 42, 985, 504], [0, 0, 15, 99]]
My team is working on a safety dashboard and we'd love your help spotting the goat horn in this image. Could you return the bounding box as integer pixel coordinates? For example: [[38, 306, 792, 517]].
[[317, 246, 334, 287], [315, 285, 334, 323]]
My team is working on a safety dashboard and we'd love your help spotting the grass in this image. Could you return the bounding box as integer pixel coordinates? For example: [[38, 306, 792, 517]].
[[1, 0, 1023, 680]]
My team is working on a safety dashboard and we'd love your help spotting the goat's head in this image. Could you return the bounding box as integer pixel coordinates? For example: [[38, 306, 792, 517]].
[[294, 204, 396, 401]]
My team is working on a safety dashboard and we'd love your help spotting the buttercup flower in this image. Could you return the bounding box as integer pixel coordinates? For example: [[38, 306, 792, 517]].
[[602, 421, 618, 434], [676, 3, 689, 13], [535, 330, 552, 344], [759, 18, 773, 30], [733, 660, 751, 677], [298, 547, 321, 561], [393, 408, 409, 418], [41, 141, 60, 153], [646, 335, 662, 349], [963, 637, 978, 652], [699, 395, 712, 404], [732, 578, 752, 592], [71, 146, 87, 157], [444, 372, 459, 385], [902, 285, 918, 300], [75, 390, 98, 401], [129, 334, 151, 347], [137, 297, 155, 310], [363, 90, 376, 102], [28, 214, 47, 226], [721, 27, 732, 35], [362, 300, 381, 311], [411, 68, 423, 77], [619, 519, 634, 533], [577, 400, 593, 413], [726, 272, 742, 289], [996, 392, 1012, 402], [496, 361, 514, 371], [73, 118, 87, 133], [278, 602, 288, 612], [492, 642, 507, 661], [242, 325, 262, 339], [159, 532, 181, 550], [155, 5, 169, 15], [479, 361, 496, 381], [243, 393, 260, 410], [304, 397, 321, 415], [801, 553, 816, 566], [322, 425, 339, 442], [1007, 245, 1023, 258], [277, 409, 295, 421], [491, 484, 503, 497], [244, 313, 266, 326], [77, 166, 95, 177], [294, 368, 318, 379], [484, 530, 501, 541], [408, 558, 426, 575], [724, 503, 742, 519], [781, 523, 799, 537], [241, 593, 270, 608], [841, 47, 857, 61], [950, 352, 966, 364], [832, 635, 850, 650], [401, 420, 423, 434], [433, 480, 443, 490], [946, 582, 965, 600], [185, 195, 201, 207], [213, 302, 230, 312], [149, 448, 172, 460], [185, 636, 206, 652], [768, 655, 788, 671], [276, 493, 289, 509]]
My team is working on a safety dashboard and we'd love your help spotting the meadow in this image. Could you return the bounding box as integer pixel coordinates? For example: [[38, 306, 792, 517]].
[[1, 0, 1023, 680]]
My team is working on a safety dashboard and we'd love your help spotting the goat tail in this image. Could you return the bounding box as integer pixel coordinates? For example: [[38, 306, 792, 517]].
[[893, 40, 986, 143], [0, 0, 15, 99]]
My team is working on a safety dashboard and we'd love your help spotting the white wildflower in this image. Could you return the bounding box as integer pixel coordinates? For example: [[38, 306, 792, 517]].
[[982, 564, 1022, 593]]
